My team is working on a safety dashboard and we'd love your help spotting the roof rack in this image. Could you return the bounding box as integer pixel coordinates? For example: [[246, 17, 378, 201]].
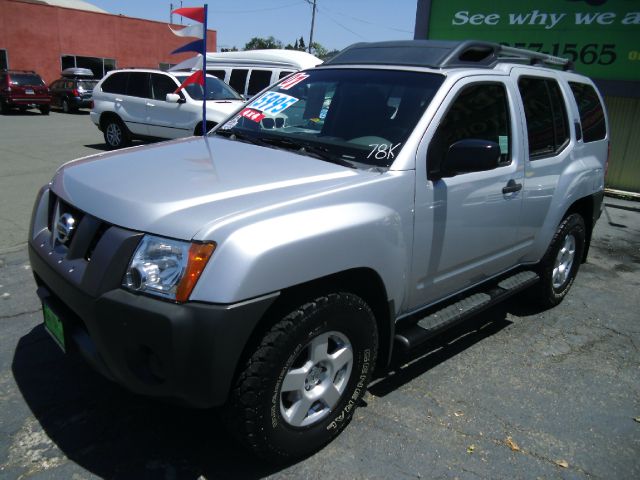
[[323, 40, 573, 71]]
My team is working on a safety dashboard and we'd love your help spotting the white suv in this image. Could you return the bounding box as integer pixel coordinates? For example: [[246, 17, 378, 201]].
[[90, 68, 244, 149]]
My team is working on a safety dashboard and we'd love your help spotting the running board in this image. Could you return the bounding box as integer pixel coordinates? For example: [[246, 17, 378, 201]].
[[394, 271, 539, 351]]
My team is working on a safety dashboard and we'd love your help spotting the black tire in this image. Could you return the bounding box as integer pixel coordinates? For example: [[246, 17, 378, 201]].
[[102, 117, 131, 149], [0, 100, 10, 114], [39, 105, 50, 115], [226, 293, 378, 462], [530, 213, 586, 309]]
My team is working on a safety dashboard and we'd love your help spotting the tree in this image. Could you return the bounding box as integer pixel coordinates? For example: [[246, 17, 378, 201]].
[[244, 36, 283, 50], [309, 42, 328, 59], [298, 36, 306, 51]]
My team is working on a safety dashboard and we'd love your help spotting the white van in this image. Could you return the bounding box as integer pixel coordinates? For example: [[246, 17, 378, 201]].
[[169, 49, 322, 98]]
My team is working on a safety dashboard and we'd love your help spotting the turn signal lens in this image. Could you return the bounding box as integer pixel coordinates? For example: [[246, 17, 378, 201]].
[[175, 242, 216, 302]]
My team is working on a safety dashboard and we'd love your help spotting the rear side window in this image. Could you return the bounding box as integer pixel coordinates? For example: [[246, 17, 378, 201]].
[[518, 77, 569, 159], [126, 72, 151, 98], [569, 82, 606, 142], [101, 72, 127, 94], [428, 82, 511, 178], [229, 69, 248, 94], [207, 69, 226, 81], [247, 69, 272, 95]]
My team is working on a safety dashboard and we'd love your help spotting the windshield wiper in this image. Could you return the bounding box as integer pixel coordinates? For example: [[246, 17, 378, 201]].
[[258, 137, 357, 169], [215, 129, 267, 147]]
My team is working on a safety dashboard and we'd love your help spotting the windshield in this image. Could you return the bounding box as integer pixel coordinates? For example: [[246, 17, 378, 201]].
[[9, 74, 44, 86], [215, 68, 444, 169], [175, 75, 242, 101]]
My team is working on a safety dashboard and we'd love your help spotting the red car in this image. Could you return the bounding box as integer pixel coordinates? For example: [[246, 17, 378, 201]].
[[0, 69, 52, 115]]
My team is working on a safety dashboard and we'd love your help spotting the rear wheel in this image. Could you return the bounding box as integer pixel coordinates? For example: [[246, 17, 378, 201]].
[[530, 213, 585, 308], [103, 117, 131, 149], [39, 105, 50, 115], [226, 293, 378, 461], [1, 100, 10, 114]]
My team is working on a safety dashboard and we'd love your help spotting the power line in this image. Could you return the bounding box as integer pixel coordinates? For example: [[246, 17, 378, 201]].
[[315, 6, 367, 41], [319, 5, 413, 34], [208, 1, 305, 14]]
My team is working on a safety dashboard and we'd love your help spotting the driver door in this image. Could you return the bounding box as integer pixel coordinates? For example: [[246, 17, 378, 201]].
[[409, 77, 526, 309]]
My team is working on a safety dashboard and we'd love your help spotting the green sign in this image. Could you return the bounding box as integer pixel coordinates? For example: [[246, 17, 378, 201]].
[[427, 0, 640, 81]]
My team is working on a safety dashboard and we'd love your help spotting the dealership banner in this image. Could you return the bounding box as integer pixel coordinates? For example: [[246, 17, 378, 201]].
[[426, 0, 640, 81]]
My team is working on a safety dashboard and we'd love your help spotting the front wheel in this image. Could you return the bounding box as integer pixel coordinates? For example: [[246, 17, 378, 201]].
[[226, 293, 378, 461], [531, 213, 586, 308], [103, 117, 131, 149]]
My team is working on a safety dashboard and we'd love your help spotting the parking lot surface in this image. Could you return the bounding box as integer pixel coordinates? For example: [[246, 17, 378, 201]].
[[1, 112, 639, 479]]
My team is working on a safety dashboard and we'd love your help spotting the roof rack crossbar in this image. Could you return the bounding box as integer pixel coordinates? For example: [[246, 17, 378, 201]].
[[497, 45, 573, 70]]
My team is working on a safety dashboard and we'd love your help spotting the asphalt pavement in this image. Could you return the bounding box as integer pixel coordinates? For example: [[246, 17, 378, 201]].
[[0, 111, 639, 479]]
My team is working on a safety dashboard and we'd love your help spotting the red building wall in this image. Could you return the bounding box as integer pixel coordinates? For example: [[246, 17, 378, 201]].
[[0, 0, 217, 83]]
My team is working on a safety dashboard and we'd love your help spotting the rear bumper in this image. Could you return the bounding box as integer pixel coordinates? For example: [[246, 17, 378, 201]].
[[5, 96, 51, 106]]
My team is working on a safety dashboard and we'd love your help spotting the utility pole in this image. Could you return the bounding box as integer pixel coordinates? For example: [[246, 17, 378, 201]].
[[169, 3, 173, 24], [308, 0, 316, 54]]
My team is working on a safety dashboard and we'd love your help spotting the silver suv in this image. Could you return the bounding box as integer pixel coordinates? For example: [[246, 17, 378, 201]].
[[29, 40, 608, 461], [90, 68, 244, 148]]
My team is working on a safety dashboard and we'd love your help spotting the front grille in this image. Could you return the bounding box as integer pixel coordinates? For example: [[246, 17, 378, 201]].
[[47, 192, 110, 260]]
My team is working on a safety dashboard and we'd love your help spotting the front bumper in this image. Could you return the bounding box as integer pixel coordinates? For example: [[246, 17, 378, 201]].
[[29, 189, 277, 407]]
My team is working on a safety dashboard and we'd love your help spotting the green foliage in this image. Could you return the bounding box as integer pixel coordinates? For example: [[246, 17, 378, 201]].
[[244, 36, 283, 50]]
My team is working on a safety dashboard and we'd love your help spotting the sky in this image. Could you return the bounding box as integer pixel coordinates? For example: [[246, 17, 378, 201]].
[[88, 0, 418, 52]]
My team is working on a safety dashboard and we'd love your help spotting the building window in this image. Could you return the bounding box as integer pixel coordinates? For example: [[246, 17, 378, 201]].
[[60, 55, 116, 78], [158, 62, 176, 71], [0, 49, 8, 70]]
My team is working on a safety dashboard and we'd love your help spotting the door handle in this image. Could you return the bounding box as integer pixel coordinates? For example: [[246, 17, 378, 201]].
[[502, 179, 522, 194], [146, 102, 155, 107], [115, 97, 123, 102]]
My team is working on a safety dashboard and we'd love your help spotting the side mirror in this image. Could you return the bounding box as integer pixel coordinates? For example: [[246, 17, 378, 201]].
[[166, 93, 185, 103], [441, 139, 502, 177]]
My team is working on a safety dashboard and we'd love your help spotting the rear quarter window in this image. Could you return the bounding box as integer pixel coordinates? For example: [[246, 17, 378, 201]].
[[569, 82, 606, 142], [101, 72, 127, 94]]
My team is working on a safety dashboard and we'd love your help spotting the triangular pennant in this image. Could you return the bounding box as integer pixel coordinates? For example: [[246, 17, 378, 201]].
[[172, 7, 205, 23], [169, 23, 204, 39], [171, 39, 205, 55], [174, 70, 205, 93]]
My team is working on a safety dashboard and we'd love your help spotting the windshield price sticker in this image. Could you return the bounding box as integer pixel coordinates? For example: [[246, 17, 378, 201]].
[[279, 72, 310, 90], [239, 108, 266, 123], [368, 143, 402, 160], [250, 92, 299, 115]]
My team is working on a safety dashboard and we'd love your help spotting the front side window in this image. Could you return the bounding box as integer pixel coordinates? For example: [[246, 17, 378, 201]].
[[151, 74, 178, 100], [518, 77, 569, 159], [428, 83, 511, 178], [216, 68, 444, 169], [569, 82, 606, 142], [174, 75, 242, 101]]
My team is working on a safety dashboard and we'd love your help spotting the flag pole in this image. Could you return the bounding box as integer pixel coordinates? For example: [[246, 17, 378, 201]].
[[202, 3, 208, 136]]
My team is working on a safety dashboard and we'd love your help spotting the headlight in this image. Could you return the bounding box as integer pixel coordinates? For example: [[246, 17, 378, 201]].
[[123, 235, 215, 303]]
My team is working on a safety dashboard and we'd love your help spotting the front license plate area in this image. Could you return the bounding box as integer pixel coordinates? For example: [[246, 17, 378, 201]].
[[43, 303, 66, 352]]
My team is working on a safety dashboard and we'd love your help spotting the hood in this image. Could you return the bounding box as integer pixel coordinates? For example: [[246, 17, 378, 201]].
[[52, 137, 364, 240]]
